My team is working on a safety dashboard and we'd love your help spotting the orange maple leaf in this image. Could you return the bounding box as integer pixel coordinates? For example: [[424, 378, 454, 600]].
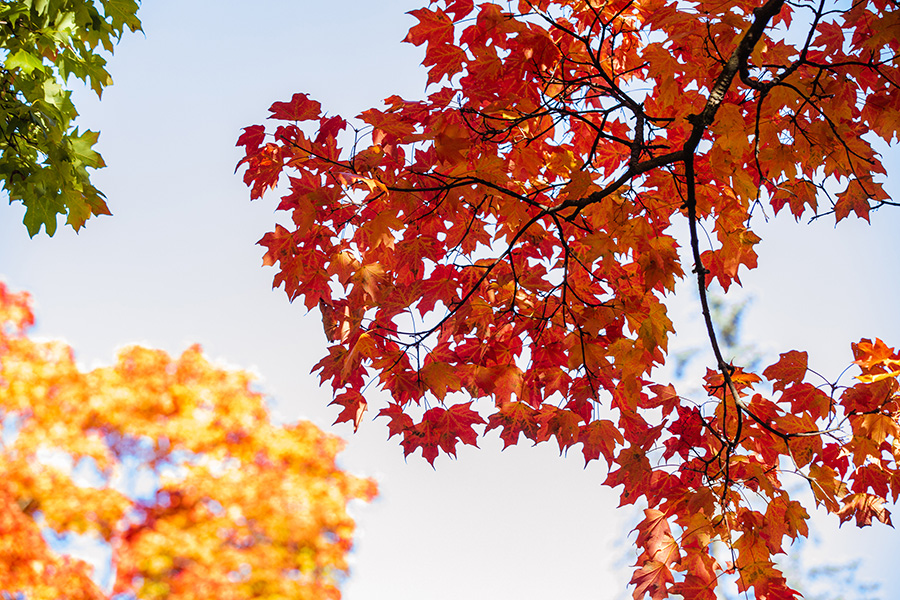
[[837, 493, 893, 528]]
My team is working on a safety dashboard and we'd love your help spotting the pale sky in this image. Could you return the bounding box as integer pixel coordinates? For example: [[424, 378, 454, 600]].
[[0, 2, 897, 599]]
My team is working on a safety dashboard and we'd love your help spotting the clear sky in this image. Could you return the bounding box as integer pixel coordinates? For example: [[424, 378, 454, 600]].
[[0, 2, 897, 599]]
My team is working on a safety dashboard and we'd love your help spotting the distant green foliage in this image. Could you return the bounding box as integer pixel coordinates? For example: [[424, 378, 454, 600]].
[[0, 0, 140, 236]]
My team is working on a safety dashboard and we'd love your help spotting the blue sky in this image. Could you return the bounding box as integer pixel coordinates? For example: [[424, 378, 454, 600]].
[[1, 1, 897, 599]]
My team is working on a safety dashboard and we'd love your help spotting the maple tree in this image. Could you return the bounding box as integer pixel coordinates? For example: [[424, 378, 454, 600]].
[[238, 0, 899, 598], [0, 0, 141, 236], [0, 281, 377, 599]]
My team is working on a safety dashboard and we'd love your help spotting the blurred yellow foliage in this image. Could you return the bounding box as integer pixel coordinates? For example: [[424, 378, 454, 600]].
[[0, 281, 376, 600]]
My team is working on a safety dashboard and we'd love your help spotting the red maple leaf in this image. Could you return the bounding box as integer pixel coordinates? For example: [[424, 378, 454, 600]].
[[485, 401, 539, 448], [403, 8, 454, 47], [269, 93, 322, 122], [763, 350, 808, 392], [578, 419, 622, 465], [236, 125, 265, 151], [837, 493, 893, 528]]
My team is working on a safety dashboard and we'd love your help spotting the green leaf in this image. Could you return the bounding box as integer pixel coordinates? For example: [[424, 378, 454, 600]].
[[30, 0, 50, 16], [5, 49, 45, 74], [62, 187, 94, 231], [69, 129, 105, 170], [102, 0, 142, 34], [22, 191, 64, 237]]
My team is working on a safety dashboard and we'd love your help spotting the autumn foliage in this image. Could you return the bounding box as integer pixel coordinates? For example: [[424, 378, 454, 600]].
[[238, 0, 899, 598], [0, 282, 376, 599]]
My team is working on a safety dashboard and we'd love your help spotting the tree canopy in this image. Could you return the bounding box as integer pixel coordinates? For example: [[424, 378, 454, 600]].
[[0, 281, 377, 600], [238, 0, 900, 598], [0, 0, 140, 236]]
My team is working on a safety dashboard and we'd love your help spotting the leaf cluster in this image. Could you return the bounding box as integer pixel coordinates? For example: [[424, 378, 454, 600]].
[[0, 281, 376, 600], [0, 0, 141, 236], [238, 0, 900, 597]]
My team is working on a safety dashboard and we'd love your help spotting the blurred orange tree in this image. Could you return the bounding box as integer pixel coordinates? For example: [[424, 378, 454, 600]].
[[0, 281, 377, 600]]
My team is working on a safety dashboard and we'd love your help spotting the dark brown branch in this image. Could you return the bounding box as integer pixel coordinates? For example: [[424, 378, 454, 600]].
[[687, 0, 786, 146]]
